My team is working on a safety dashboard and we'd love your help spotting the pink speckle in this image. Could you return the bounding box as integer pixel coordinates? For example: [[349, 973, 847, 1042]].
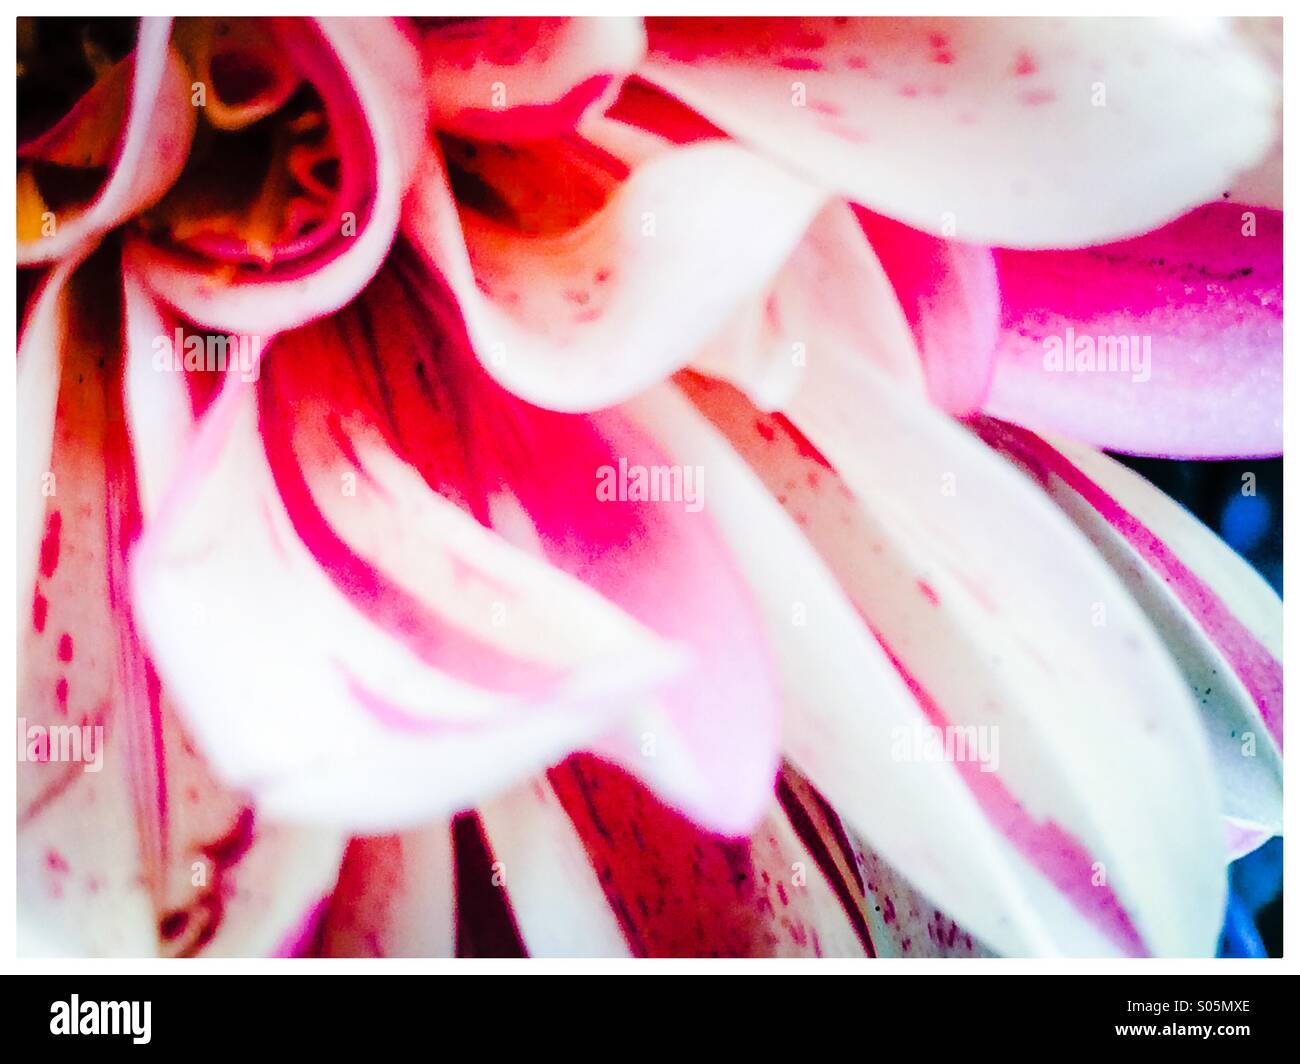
[[55, 677, 69, 714], [32, 591, 47, 633], [46, 849, 70, 874], [1019, 88, 1057, 107], [39, 511, 62, 579], [917, 580, 941, 606], [57, 633, 73, 663], [1013, 50, 1039, 77], [778, 56, 823, 71]]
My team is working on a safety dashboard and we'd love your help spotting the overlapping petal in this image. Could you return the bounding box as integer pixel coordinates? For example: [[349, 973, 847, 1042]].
[[403, 131, 825, 412], [18, 17, 196, 265], [977, 421, 1282, 857]]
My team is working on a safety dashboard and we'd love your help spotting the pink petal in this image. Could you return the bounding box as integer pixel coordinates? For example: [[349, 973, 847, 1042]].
[[983, 203, 1282, 458], [19, 18, 196, 265], [129, 18, 427, 334], [857, 208, 999, 415], [130, 252, 779, 835], [641, 17, 1277, 247], [403, 133, 825, 412], [420, 17, 646, 141]]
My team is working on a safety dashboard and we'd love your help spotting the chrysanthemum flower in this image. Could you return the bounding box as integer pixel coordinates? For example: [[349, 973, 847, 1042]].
[[17, 15, 1282, 958]]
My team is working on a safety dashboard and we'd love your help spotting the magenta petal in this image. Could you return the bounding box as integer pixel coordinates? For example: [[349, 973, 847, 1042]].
[[984, 203, 1282, 458], [857, 208, 999, 415]]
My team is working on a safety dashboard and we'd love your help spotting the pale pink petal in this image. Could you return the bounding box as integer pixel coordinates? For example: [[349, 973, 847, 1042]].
[[857, 208, 999, 415], [403, 136, 825, 412], [18, 18, 195, 265], [421, 16, 646, 141], [640, 17, 1276, 247], [1224, 17, 1281, 209], [129, 17, 427, 334], [983, 203, 1282, 458], [978, 422, 1282, 854]]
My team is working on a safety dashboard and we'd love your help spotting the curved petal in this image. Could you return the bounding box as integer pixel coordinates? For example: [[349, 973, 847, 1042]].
[[640, 17, 1277, 247], [403, 135, 825, 412], [18, 18, 196, 265], [692, 201, 924, 413], [983, 203, 1282, 458], [421, 16, 646, 141], [129, 17, 427, 334], [675, 366, 1225, 956], [129, 252, 780, 835], [856, 208, 999, 415], [976, 421, 1282, 853]]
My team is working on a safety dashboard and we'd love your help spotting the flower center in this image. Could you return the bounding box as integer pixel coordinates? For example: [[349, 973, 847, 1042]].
[[139, 18, 361, 269]]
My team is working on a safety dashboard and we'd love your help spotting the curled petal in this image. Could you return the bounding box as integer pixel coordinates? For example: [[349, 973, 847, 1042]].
[[403, 136, 825, 412], [421, 16, 646, 141], [18, 18, 196, 265], [984, 203, 1282, 458], [641, 17, 1277, 247], [130, 17, 427, 334]]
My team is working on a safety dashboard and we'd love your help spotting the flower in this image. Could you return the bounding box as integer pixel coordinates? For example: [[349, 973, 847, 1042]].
[[17, 15, 1281, 959]]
